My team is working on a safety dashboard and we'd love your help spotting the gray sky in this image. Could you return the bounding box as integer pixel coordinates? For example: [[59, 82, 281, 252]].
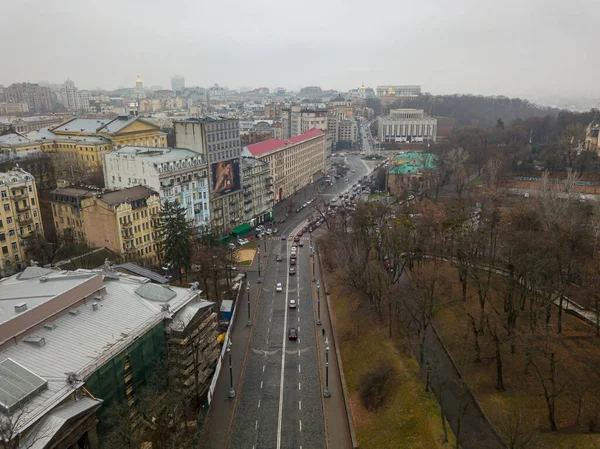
[[3, 0, 599, 100]]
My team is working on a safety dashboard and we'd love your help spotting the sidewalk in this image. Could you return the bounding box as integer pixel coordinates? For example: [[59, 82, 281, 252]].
[[313, 250, 356, 449], [201, 241, 270, 449]]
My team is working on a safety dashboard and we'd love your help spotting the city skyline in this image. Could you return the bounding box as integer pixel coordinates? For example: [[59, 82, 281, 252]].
[[2, 0, 599, 100]]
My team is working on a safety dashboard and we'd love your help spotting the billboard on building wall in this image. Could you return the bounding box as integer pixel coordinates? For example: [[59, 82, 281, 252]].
[[211, 159, 241, 197]]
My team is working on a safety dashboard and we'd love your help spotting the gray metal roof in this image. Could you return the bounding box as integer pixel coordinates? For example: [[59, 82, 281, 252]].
[[168, 301, 215, 332], [115, 263, 170, 284], [51, 119, 109, 133], [0, 270, 197, 434], [109, 145, 204, 164], [135, 283, 177, 302], [0, 358, 48, 414]]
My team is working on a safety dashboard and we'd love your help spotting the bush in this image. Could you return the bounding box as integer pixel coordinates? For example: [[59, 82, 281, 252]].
[[358, 358, 397, 411]]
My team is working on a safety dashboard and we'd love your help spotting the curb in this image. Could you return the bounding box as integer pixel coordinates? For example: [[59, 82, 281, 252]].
[[317, 248, 360, 449]]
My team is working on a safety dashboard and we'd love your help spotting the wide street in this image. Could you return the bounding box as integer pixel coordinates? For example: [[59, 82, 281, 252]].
[[225, 152, 373, 449]]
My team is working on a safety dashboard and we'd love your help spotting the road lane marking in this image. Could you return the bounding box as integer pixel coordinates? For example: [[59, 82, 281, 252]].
[[260, 380, 263, 389], [258, 399, 261, 408], [299, 400, 302, 410], [299, 420, 302, 432], [255, 420, 258, 430], [298, 382, 301, 391], [298, 316, 300, 322], [263, 365, 265, 373], [298, 364, 301, 373]]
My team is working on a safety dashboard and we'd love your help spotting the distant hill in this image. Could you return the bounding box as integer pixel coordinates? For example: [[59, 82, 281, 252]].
[[367, 94, 559, 128]]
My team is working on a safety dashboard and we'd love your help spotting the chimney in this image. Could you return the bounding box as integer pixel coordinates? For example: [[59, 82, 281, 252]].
[[14, 303, 28, 313], [92, 302, 99, 311]]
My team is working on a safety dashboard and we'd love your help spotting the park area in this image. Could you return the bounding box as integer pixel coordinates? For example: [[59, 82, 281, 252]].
[[327, 273, 456, 449], [432, 261, 600, 449]]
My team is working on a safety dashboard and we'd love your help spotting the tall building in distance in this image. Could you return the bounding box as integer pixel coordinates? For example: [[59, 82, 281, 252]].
[[135, 74, 145, 100], [281, 105, 328, 140], [0, 82, 54, 113], [171, 75, 185, 93], [378, 109, 437, 143], [174, 117, 244, 235], [59, 79, 90, 111], [103, 146, 210, 229], [0, 168, 44, 276], [376, 85, 422, 98]]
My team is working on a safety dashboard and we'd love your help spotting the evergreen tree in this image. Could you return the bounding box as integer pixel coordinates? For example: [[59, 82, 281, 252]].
[[157, 200, 192, 283]]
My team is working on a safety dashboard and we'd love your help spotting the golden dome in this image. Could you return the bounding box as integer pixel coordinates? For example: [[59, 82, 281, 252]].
[[136, 74, 142, 84]]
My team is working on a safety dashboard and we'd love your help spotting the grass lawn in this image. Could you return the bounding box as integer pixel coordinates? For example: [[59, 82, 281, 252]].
[[468, 175, 485, 187], [328, 282, 456, 449], [432, 262, 600, 449], [243, 239, 259, 250]]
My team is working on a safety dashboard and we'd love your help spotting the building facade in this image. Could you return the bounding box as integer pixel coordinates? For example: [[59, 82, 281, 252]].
[[282, 105, 328, 140], [173, 117, 244, 235], [378, 109, 437, 143], [171, 75, 185, 93], [386, 152, 438, 195], [336, 119, 358, 149], [241, 157, 272, 226], [376, 85, 422, 97], [0, 82, 55, 113], [59, 80, 90, 111], [103, 146, 211, 229], [0, 168, 44, 276], [242, 128, 326, 203]]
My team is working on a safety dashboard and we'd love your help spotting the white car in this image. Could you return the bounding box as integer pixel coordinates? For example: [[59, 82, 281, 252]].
[[266, 229, 272, 235], [276, 283, 283, 292], [289, 299, 297, 308]]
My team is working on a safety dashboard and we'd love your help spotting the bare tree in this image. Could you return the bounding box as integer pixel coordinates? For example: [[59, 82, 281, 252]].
[[446, 147, 470, 197], [495, 405, 538, 449]]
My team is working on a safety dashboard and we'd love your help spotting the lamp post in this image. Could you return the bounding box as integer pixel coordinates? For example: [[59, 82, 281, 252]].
[[257, 246, 262, 283], [316, 281, 322, 325], [312, 248, 316, 282], [324, 337, 331, 398], [263, 234, 267, 255], [227, 340, 235, 398], [246, 281, 252, 326]]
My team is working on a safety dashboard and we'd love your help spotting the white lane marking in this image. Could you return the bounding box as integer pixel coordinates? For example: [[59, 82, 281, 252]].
[[299, 400, 302, 410], [263, 365, 265, 373], [258, 399, 261, 408], [298, 364, 301, 373], [298, 382, 301, 391], [260, 380, 263, 389], [255, 420, 258, 430], [276, 236, 294, 449], [298, 326, 300, 332], [298, 316, 300, 322], [268, 327, 270, 333], [299, 420, 302, 432], [298, 349, 301, 356]]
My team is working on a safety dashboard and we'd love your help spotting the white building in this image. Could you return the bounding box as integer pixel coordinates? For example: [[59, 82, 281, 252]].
[[376, 85, 422, 97], [171, 75, 185, 93], [378, 109, 437, 143], [241, 157, 272, 226], [59, 79, 90, 111], [103, 146, 211, 229]]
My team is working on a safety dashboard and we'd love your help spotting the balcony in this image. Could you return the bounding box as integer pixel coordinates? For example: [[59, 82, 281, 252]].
[[244, 199, 252, 205], [266, 183, 273, 188], [18, 217, 33, 225], [243, 191, 251, 197], [243, 184, 251, 190], [122, 221, 133, 228], [266, 176, 273, 181], [125, 245, 137, 252], [12, 193, 27, 201], [15, 205, 30, 213], [123, 234, 134, 241], [244, 208, 252, 214]]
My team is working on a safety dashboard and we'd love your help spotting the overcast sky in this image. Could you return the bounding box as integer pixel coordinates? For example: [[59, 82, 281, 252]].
[[3, 0, 599, 101]]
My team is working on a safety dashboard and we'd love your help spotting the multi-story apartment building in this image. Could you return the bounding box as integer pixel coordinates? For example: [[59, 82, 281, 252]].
[[0, 102, 29, 115], [378, 109, 437, 143], [0, 168, 44, 276], [242, 128, 326, 203], [241, 157, 272, 226], [9, 115, 69, 133], [59, 79, 90, 111], [171, 75, 185, 93], [0, 264, 216, 449], [376, 85, 422, 97], [336, 119, 359, 149], [330, 95, 353, 120], [103, 146, 210, 229], [173, 117, 244, 235], [50, 185, 161, 262], [0, 82, 55, 113], [281, 105, 328, 140]]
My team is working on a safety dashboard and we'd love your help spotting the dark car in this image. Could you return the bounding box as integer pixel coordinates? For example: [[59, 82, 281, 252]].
[[293, 236, 300, 242], [276, 255, 283, 262], [290, 258, 297, 266], [297, 231, 303, 237], [298, 241, 304, 247], [289, 267, 296, 275], [281, 235, 287, 240], [302, 227, 308, 233], [288, 328, 298, 340]]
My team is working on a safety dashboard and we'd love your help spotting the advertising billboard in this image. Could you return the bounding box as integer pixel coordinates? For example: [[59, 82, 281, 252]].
[[211, 159, 241, 197]]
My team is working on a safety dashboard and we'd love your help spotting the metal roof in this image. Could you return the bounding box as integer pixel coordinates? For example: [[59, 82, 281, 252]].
[[0, 358, 48, 414], [51, 119, 110, 134], [109, 146, 204, 164], [135, 283, 177, 302], [115, 263, 170, 284]]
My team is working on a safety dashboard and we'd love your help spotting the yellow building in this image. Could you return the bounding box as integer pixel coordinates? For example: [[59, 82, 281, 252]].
[[0, 168, 44, 276], [50, 185, 161, 263]]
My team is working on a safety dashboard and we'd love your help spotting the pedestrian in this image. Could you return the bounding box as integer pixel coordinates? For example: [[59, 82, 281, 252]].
[[322, 328, 325, 337]]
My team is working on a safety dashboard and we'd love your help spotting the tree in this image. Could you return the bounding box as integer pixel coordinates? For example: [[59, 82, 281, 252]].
[[495, 405, 538, 449], [157, 200, 193, 284], [1, 407, 51, 449], [446, 147, 470, 197]]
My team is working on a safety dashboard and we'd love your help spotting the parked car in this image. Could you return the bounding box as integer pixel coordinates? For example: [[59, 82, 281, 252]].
[[281, 235, 287, 240], [288, 328, 298, 340], [276, 282, 283, 292], [290, 258, 297, 266], [289, 299, 297, 309], [276, 254, 283, 262], [298, 241, 304, 247], [289, 267, 296, 275], [293, 236, 300, 242]]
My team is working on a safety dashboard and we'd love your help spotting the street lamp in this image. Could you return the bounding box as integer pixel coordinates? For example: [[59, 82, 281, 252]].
[[227, 340, 235, 398], [257, 246, 262, 284], [312, 247, 316, 282], [316, 281, 322, 325], [324, 337, 331, 398], [246, 281, 252, 327]]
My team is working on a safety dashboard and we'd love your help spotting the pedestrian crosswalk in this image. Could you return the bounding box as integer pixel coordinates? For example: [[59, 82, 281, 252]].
[[267, 236, 312, 241]]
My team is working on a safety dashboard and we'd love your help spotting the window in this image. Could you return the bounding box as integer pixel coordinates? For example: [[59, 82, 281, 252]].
[[31, 198, 35, 206], [7, 217, 12, 224], [0, 191, 6, 200], [1, 246, 7, 255], [9, 230, 15, 237], [11, 242, 17, 251], [3, 204, 9, 212], [28, 186, 32, 193]]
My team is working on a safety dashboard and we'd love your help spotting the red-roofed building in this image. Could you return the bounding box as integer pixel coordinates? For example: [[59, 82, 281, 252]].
[[242, 129, 326, 203]]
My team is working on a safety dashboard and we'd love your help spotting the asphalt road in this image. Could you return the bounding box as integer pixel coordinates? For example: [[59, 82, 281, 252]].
[[229, 156, 373, 449]]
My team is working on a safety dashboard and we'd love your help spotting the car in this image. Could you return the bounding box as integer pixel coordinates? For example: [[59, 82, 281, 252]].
[[332, 197, 337, 203], [276, 282, 283, 292], [276, 254, 283, 262], [289, 299, 297, 309], [296, 207, 302, 213], [281, 235, 287, 240], [293, 236, 300, 242], [272, 228, 279, 234], [290, 258, 297, 265], [408, 195, 415, 201], [228, 242, 236, 250], [297, 231, 303, 237], [288, 328, 298, 340], [289, 267, 296, 275], [302, 226, 308, 233], [266, 229, 272, 235], [308, 226, 313, 232], [298, 241, 304, 247]]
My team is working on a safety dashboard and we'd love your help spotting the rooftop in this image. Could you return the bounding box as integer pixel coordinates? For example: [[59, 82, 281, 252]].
[[244, 128, 324, 157], [241, 156, 269, 171], [389, 152, 438, 175], [100, 185, 158, 205], [0, 266, 200, 433], [50, 118, 110, 134], [109, 146, 205, 164], [175, 115, 236, 123], [0, 167, 36, 186]]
